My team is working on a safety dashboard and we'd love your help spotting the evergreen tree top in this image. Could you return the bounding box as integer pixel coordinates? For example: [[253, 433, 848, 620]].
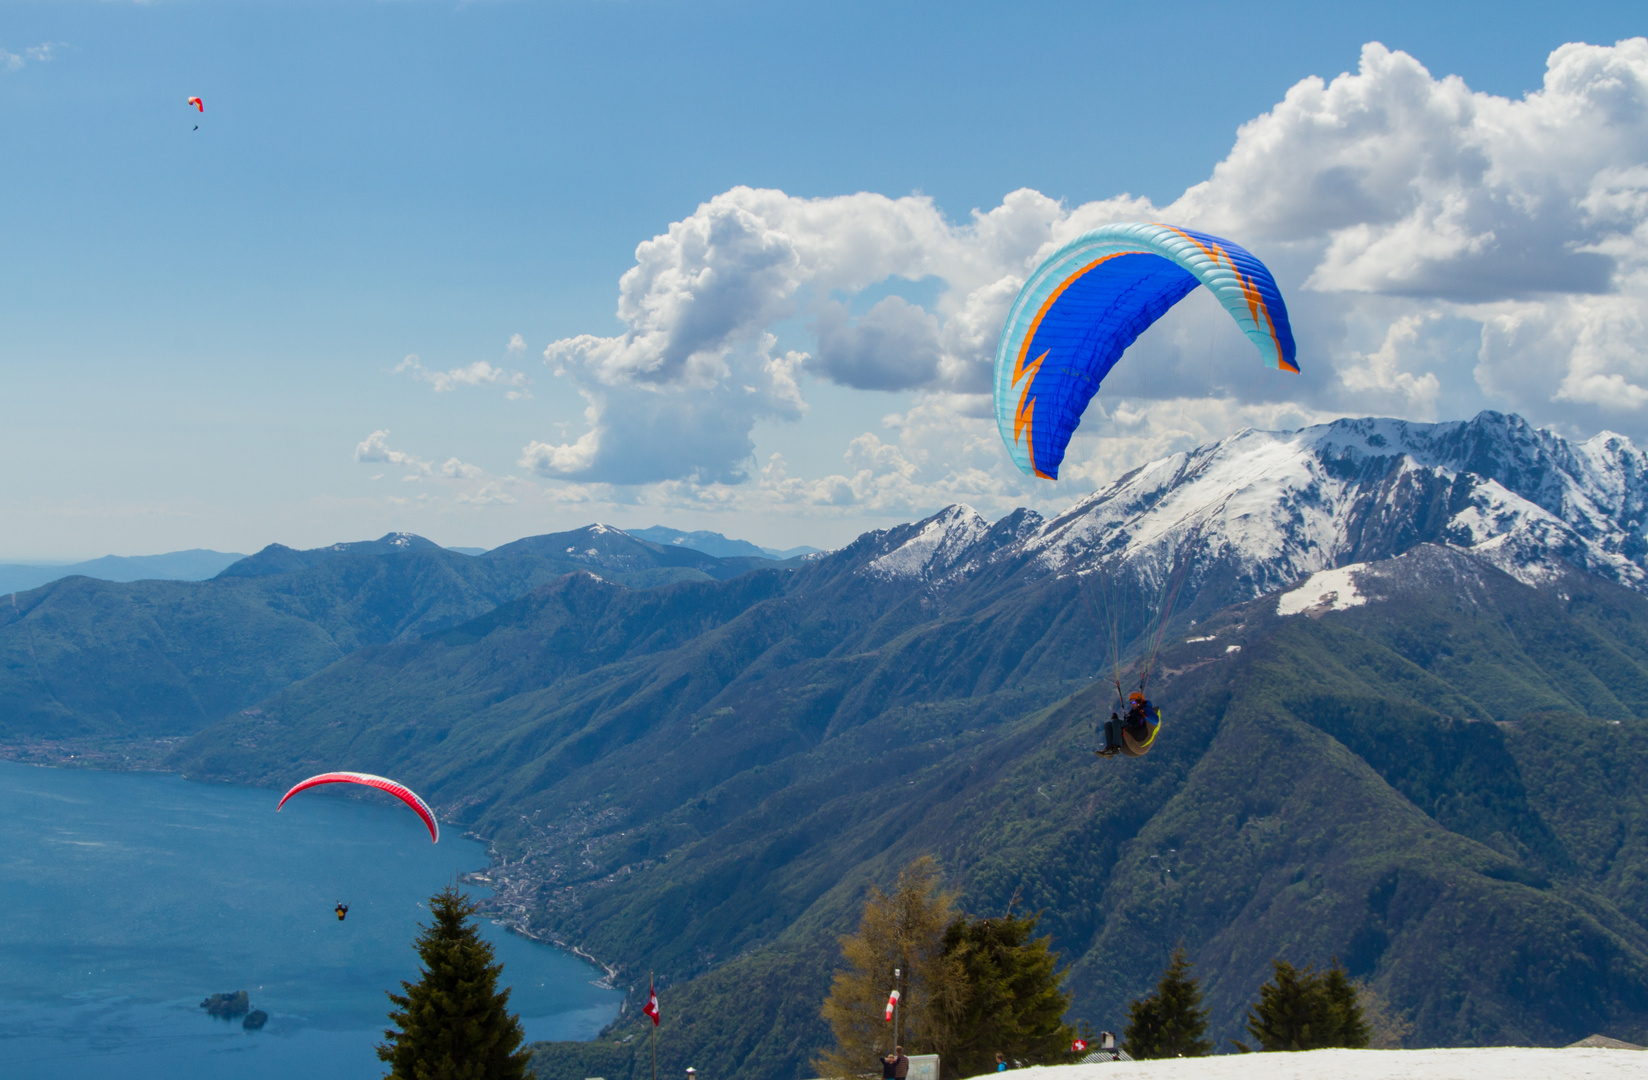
[[1124, 946, 1212, 1060], [378, 884, 532, 1080], [1240, 958, 1370, 1053]]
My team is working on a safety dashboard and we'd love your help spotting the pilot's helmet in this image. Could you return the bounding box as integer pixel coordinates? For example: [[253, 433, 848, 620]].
[[1128, 691, 1145, 703]]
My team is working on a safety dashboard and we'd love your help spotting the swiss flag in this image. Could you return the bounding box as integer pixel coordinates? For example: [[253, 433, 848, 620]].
[[643, 980, 660, 1026], [884, 989, 900, 1022], [1071, 1039, 1087, 1052]]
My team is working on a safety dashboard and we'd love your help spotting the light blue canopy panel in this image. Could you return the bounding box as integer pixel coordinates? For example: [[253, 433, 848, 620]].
[[992, 223, 1297, 479]]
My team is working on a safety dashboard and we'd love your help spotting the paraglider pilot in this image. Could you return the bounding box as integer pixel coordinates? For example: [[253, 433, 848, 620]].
[[335, 903, 349, 922], [1098, 692, 1160, 757]]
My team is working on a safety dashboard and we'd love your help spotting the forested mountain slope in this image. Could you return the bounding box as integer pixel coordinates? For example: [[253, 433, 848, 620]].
[[0, 527, 776, 741], [529, 544, 1648, 1080]]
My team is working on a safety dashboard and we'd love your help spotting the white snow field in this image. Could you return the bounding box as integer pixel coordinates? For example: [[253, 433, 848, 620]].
[[1275, 563, 1370, 617], [979, 1047, 1645, 1080]]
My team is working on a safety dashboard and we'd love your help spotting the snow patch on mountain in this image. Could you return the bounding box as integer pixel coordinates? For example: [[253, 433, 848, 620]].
[[865, 505, 991, 581], [1027, 425, 1355, 595], [1276, 564, 1371, 617]]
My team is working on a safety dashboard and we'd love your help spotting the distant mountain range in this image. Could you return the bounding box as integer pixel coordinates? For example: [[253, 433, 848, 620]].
[[628, 526, 820, 561], [0, 525, 807, 741], [0, 524, 813, 597], [7, 410, 1648, 1073], [0, 549, 247, 595]]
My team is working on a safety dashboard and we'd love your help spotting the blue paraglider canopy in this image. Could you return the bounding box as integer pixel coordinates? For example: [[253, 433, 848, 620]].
[[993, 223, 1297, 480]]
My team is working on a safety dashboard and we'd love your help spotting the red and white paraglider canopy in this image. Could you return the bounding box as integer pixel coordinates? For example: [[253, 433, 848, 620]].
[[187, 96, 203, 112], [276, 772, 439, 843]]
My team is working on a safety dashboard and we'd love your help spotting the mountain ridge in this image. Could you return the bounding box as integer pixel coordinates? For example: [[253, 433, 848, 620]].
[[628, 525, 819, 561], [813, 411, 1648, 632], [0, 526, 788, 743], [0, 549, 248, 596]]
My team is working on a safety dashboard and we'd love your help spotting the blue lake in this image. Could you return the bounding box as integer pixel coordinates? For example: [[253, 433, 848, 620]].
[[0, 760, 623, 1079]]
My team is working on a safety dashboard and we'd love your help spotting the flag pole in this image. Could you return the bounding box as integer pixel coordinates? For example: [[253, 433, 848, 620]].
[[650, 971, 657, 1080], [893, 966, 901, 1053]]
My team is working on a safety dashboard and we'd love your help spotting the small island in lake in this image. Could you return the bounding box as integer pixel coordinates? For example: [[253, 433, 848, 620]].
[[200, 990, 249, 1019], [242, 1009, 268, 1030]]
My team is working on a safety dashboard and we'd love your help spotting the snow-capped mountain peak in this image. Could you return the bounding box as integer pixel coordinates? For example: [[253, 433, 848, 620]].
[[866, 412, 1648, 617], [1040, 412, 1648, 597], [864, 504, 991, 582]]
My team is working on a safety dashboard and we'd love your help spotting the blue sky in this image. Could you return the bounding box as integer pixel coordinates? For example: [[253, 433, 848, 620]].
[[2, 1, 1644, 559]]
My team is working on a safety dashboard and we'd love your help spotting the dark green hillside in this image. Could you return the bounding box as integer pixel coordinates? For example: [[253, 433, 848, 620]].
[[955, 547, 1648, 1048], [168, 540, 1648, 1076], [0, 545, 536, 740], [0, 529, 774, 742], [0, 575, 344, 740], [169, 543, 1113, 842]]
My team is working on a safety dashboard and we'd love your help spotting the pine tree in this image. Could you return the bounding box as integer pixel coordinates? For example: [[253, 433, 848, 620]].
[[1123, 947, 1213, 1059], [814, 857, 958, 1079], [1322, 962, 1371, 1049], [936, 912, 1081, 1077], [377, 884, 531, 1080], [1241, 960, 1324, 1052], [1238, 958, 1370, 1052]]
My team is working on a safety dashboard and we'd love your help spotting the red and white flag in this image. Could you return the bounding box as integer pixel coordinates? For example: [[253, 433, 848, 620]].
[[1071, 1039, 1087, 1053], [643, 980, 660, 1026], [884, 989, 900, 1022]]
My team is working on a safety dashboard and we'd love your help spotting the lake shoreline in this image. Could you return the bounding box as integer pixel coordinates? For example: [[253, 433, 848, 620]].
[[0, 759, 625, 1079], [0, 736, 187, 772], [0, 751, 630, 1014]]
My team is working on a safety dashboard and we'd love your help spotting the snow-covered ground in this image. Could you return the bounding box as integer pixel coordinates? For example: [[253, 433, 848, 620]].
[[976, 1048, 1644, 1080], [1275, 563, 1370, 617]]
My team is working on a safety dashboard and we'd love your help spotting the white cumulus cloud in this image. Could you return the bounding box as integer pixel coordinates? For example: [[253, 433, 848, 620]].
[[355, 429, 430, 473], [458, 481, 518, 505], [1, 42, 56, 72], [514, 37, 1648, 524], [527, 331, 806, 484], [397, 354, 532, 398], [811, 296, 943, 391], [355, 431, 494, 491]]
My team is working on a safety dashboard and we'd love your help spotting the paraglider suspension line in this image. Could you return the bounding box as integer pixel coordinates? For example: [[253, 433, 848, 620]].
[[1136, 521, 1203, 695]]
